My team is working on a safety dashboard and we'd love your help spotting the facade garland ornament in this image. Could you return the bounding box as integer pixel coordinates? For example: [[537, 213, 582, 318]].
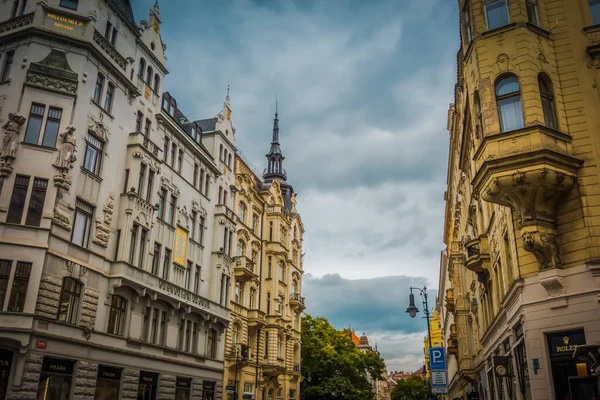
[[0, 112, 27, 177], [92, 193, 114, 248], [53, 126, 78, 191]]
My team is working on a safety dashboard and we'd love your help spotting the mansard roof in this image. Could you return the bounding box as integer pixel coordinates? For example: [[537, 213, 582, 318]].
[[197, 118, 218, 133]]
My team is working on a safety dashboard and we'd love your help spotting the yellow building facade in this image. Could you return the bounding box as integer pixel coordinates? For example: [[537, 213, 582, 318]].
[[423, 309, 443, 380], [223, 111, 305, 400], [440, 1, 600, 399]]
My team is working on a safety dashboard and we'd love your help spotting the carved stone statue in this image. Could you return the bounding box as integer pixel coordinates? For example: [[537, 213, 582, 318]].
[[53, 126, 77, 191], [53, 125, 77, 174], [522, 231, 560, 270], [0, 112, 27, 176], [92, 193, 115, 248]]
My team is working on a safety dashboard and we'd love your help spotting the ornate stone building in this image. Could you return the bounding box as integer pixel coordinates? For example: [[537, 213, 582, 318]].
[[0, 1, 239, 399], [222, 110, 305, 400], [440, 1, 600, 399]]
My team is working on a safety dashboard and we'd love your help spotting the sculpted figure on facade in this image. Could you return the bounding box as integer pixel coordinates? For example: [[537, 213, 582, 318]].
[[93, 193, 115, 248], [53, 125, 78, 190], [522, 231, 561, 270], [0, 112, 27, 176]]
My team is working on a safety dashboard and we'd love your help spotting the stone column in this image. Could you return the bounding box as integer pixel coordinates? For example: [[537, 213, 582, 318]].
[[121, 368, 140, 400], [74, 361, 98, 400], [8, 352, 43, 400], [158, 374, 176, 400]]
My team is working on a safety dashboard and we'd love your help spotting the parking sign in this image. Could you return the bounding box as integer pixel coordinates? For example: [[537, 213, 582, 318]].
[[429, 347, 446, 370]]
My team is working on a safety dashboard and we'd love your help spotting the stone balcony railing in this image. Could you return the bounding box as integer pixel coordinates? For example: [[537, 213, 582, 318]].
[[0, 12, 34, 34], [215, 204, 237, 223], [234, 256, 257, 281], [128, 132, 162, 159], [289, 293, 306, 310], [247, 308, 266, 327], [464, 234, 490, 283], [93, 29, 127, 70]]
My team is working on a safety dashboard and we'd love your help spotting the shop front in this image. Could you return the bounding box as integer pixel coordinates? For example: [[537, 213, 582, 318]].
[[36, 356, 75, 400], [203, 380, 216, 400], [175, 377, 191, 400], [137, 371, 159, 400], [94, 364, 122, 400], [546, 329, 588, 400], [0, 349, 13, 400]]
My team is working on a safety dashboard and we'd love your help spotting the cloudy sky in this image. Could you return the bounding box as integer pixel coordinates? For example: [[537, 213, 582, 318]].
[[132, 0, 458, 372]]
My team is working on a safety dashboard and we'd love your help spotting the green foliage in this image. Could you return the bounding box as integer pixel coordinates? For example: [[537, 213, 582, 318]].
[[390, 376, 433, 400], [300, 314, 385, 400]]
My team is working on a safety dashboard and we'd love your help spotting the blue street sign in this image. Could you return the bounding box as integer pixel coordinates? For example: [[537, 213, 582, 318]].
[[429, 347, 446, 370]]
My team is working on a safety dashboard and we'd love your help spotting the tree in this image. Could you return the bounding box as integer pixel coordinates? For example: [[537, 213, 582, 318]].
[[391, 376, 433, 400], [301, 314, 385, 400]]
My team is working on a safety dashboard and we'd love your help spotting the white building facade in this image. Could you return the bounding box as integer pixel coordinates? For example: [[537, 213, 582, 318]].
[[0, 1, 236, 399]]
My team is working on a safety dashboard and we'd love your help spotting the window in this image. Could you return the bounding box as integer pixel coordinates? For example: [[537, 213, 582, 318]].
[[218, 186, 223, 204], [267, 292, 271, 314], [0, 260, 10, 309], [136, 111, 144, 132], [144, 118, 151, 136], [107, 295, 127, 336], [220, 274, 230, 306], [129, 224, 138, 265], [138, 227, 148, 268], [526, 0, 539, 26], [232, 323, 240, 348], [228, 154, 232, 169], [267, 257, 272, 279], [207, 329, 217, 358], [237, 240, 246, 257], [7, 176, 47, 226], [485, 0, 509, 30], [186, 261, 192, 290], [278, 261, 285, 282], [6, 261, 31, 312], [24, 103, 45, 144], [1, 50, 14, 82], [104, 82, 115, 113], [193, 163, 199, 188], [249, 288, 256, 309], [277, 334, 283, 358], [93, 73, 105, 104], [264, 332, 270, 357], [138, 164, 147, 198], [146, 66, 153, 84], [83, 133, 104, 176], [253, 215, 259, 233], [474, 91, 483, 136], [495, 75, 524, 132], [219, 144, 223, 160], [58, 278, 81, 324], [235, 281, 241, 303], [157, 189, 166, 220], [42, 107, 62, 147], [59, 0, 78, 9], [198, 216, 205, 245], [152, 243, 161, 275], [463, 2, 472, 43], [168, 195, 176, 225], [163, 136, 170, 162], [6, 175, 29, 224], [204, 175, 210, 197], [171, 143, 177, 168], [591, 0, 600, 25], [269, 221, 273, 241], [146, 170, 154, 203], [153, 74, 160, 93], [194, 265, 201, 293], [539, 74, 558, 130], [199, 169, 205, 194], [138, 58, 146, 78], [104, 21, 112, 40], [162, 249, 171, 280], [238, 202, 246, 223], [178, 149, 183, 173]]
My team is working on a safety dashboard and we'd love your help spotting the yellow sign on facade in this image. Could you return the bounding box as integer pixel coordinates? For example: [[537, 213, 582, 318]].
[[225, 107, 231, 121], [144, 86, 151, 100], [173, 227, 188, 266]]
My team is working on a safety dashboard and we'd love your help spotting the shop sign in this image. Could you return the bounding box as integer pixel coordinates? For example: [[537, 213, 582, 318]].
[[203, 380, 216, 391], [41, 357, 74, 375], [0, 349, 13, 371], [176, 377, 191, 388], [97, 365, 122, 381], [138, 371, 158, 386], [44, 12, 85, 34], [547, 329, 586, 358]]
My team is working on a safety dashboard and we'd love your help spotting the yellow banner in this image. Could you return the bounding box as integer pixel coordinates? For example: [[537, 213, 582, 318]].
[[173, 227, 188, 266]]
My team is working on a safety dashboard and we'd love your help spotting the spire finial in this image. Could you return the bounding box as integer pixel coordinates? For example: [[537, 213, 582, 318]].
[[275, 94, 278, 118], [153, 0, 159, 12], [227, 84, 230, 99]]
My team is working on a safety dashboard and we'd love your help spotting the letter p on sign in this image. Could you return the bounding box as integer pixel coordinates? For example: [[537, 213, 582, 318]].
[[429, 347, 446, 370]]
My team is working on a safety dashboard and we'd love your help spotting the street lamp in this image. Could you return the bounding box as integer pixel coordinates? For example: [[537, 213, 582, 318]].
[[405, 287, 433, 352]]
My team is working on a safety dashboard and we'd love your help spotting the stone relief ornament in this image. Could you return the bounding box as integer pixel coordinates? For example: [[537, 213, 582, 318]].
[[522, 231, 560, 270], [88, 113, 109, 141], [0, 112, 27, 177], [53, 126, 78, 191], [52, 203, 72, 231], [92, 193, 114, 248]]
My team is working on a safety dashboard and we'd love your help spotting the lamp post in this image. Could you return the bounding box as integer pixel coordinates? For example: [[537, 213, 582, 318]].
[[232, 344, 249, 400]]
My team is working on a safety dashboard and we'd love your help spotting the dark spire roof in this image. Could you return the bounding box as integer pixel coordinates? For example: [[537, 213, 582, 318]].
[[263, 99, 286, 182]]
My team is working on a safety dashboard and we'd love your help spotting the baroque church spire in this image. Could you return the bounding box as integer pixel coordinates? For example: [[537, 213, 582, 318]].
[[263, 98, 286, 182]]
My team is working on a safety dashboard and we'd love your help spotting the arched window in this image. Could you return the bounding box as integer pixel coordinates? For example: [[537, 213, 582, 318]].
[[146, 66, 153, 84], [238, 202, 246, 222], [292, 279, 298, 295], [474, 91, 483, 137], [108, 294, 127, 336], [153, 73, 160, 93], [237, 240, 246, 257], [495, 75, 524, 132], [138, 58, 146, 77], [538, 73, 558, 130], [58, 277, 82, 324]]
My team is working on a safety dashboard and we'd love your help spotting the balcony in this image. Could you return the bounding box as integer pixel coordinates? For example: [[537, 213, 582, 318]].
[[263, 358, 286, 376], [464, 234, 491, 283], [0, 12, 34, 34], [448, 324, 458, 357], [247, 309, 266, 328], [215, 204, 237, 224], [445, 288, 455, 313], [235, 256, 258, 281], [289, 293, 305, 311], [473, 125, 582, 270], [93, 29, 127, 70], [129, 132, 162, 159]]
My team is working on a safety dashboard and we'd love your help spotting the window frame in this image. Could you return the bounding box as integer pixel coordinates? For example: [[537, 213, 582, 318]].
[[107, 294, 127, 336], [71, 198, 94, 248], [93, 73, 105, 105], [590, 0, 600, 25], [57, 277, 82, 324], [5, 261, 32, 312], [526, 0, 540, 26], [23, 103, 46, 145], [83, 132, 104, 176], [495, 74, 525, 133], [103, 82, 115, 113], [25, 177, 48, 227], [484, 0, 510, 31], [41, 106, 63, 148], [538, 73, 558, 131], [1, 50, 14, 83], [59, 0, 78, 10]]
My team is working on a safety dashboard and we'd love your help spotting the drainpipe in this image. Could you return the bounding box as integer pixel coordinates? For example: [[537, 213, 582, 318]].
[[255, 200, 266, 397]]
